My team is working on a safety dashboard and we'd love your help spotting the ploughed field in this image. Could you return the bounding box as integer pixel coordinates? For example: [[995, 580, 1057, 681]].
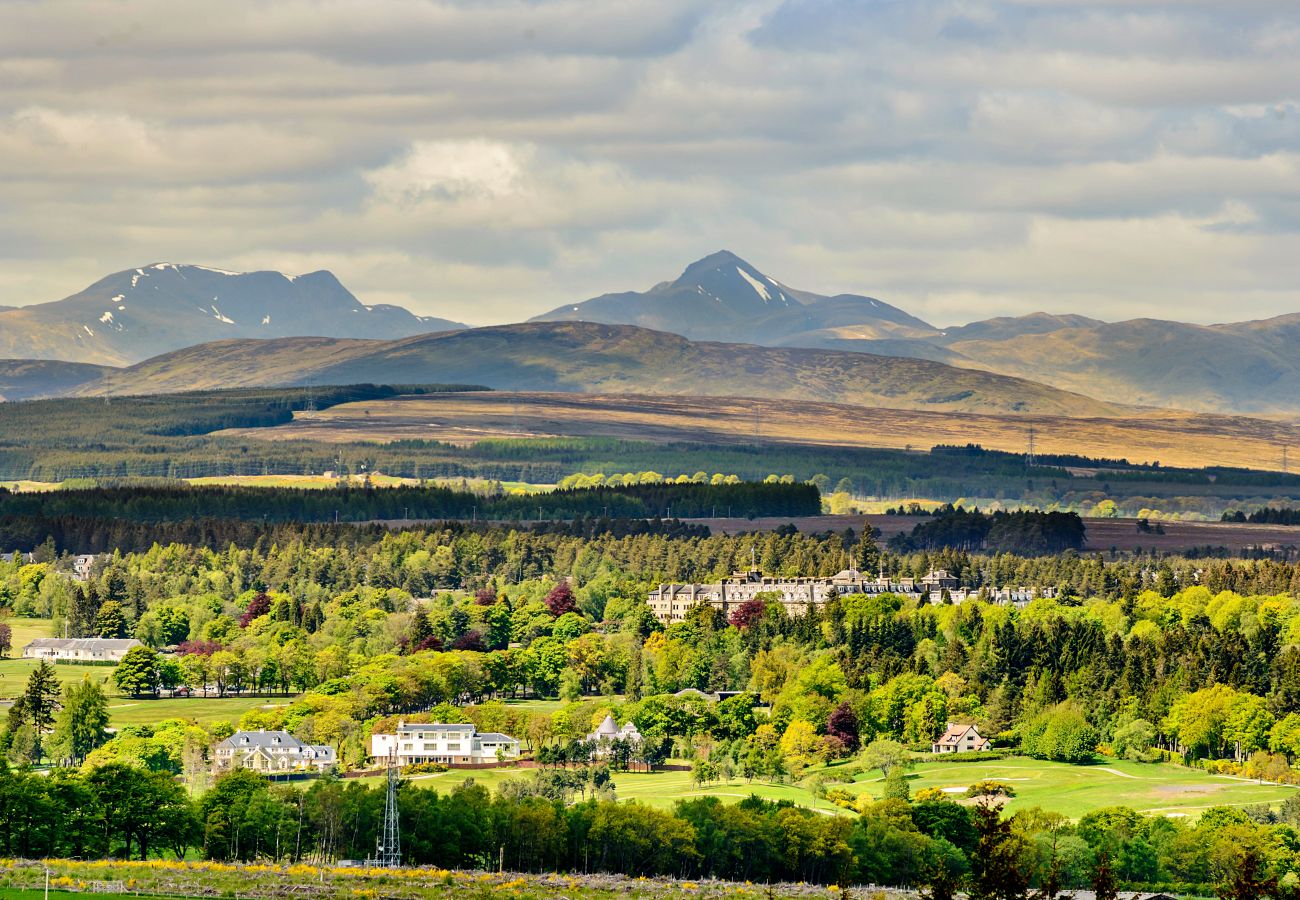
[[220, 390, 1300, 472]]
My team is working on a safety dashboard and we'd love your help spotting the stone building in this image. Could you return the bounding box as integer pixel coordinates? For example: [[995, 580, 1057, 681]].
[[647, 567, 1049, 624]]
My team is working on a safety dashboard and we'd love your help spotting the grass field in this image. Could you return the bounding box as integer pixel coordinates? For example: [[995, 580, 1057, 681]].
[[106, 695, 293, 727], [361, 755, 1300, 822], [0, 658, 113, 698], [224, 390, 1300, 471], [849, 755, 1300, 819], [5, 617, 53, 649]]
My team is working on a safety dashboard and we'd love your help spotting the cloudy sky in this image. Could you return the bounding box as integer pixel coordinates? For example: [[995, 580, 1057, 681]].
[[2, 0, 1299, 326]]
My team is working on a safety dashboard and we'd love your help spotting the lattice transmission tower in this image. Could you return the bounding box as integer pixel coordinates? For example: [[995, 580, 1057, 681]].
[[370, 751, 401, 868]]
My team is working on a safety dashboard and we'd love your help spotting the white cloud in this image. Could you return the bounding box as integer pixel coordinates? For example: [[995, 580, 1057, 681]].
[[1, 0, 1299, 328], [365, 140, 528, 203]]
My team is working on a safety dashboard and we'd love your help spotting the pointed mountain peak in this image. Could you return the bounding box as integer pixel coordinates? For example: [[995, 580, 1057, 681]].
[[667, 250, 795, 310], [677, 249, 760, 282]]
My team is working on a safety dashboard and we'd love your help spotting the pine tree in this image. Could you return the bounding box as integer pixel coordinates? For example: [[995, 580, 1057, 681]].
[[22, 660, 61, 761]]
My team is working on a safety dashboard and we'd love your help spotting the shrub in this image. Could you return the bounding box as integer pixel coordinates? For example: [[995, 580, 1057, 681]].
[[965, 779, 1016, 798], [914, 786, 951, 802]]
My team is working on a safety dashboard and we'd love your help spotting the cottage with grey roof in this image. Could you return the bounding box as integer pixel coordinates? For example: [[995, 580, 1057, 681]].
[[23, 637, 141, 663], [214, 730, 337, 773]]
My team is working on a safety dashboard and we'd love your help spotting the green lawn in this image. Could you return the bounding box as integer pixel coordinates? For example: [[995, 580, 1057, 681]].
[[841, 755, 1300, 819], [6, 617, 54, 649], [357, 765, 848, 814], [0, 657, 113, 698], [359, 755, 1300, 823], [502, 697, 624, 715], [107, 695, 294, 728]]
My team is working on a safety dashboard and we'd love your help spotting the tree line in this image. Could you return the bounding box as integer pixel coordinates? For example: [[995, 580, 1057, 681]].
[[889, 507, 1087, 555], [1224, 507, 1300, 526], [0, 480, 819, 525]]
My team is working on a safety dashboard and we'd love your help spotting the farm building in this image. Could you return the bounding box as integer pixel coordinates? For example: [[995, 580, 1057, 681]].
[[22, 637, 141, 663]]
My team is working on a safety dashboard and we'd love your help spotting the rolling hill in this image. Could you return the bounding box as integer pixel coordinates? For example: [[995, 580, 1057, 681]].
[[72, 321, 1125, 417], [222, 390, 1300, 472], [0, 359, 115, 401], [0, 263, 465, 366], [939, 314, 1300, 415]]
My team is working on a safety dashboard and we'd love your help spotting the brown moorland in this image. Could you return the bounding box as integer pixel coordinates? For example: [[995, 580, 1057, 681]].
[[219, 390, 1299, 472]]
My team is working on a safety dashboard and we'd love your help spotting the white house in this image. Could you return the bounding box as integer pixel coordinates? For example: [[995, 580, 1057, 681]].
[[23, 637, 141, 663], [213, 730, 337, 773], [370, 722, 520, 766], [932, 722, 992, 754], [72, 555, 96, 581]]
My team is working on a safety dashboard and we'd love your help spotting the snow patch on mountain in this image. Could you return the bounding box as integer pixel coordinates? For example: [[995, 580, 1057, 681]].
[[737, 267, 772, 302]]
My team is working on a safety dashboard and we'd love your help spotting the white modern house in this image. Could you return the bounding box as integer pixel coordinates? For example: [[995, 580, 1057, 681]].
[[23, 637, 141, 663], [213, 730, 337, 773], [370, 722, 521, 766]]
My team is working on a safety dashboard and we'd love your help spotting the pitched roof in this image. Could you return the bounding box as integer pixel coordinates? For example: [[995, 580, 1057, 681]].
[[25, 637, 141, 652], [217, 730, 305, 751], [935, 723, 983, 745]]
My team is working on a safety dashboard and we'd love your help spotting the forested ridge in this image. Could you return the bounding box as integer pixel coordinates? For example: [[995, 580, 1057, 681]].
[[0, 481, 818, 525]]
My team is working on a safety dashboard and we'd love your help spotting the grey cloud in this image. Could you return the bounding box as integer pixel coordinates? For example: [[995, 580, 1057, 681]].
[[1, 0, 1299, 328]]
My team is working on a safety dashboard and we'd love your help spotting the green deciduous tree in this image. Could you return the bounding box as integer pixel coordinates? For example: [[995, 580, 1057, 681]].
[[51, 676, 110, 766], [113, 646, 161, 698]]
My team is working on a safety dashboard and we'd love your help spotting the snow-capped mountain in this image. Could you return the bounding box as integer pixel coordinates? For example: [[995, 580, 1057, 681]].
[[0, 263, 465, 365], [530, 250, 937, 345]]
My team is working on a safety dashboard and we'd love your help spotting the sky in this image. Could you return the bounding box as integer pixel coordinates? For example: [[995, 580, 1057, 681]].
[[1, 0, 1299, 327]]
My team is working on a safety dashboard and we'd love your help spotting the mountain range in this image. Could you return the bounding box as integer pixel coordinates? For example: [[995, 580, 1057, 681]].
[[0, 263, 464, 366], [1, 252, 1298, 416], [533, 251, 1300, 416]]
